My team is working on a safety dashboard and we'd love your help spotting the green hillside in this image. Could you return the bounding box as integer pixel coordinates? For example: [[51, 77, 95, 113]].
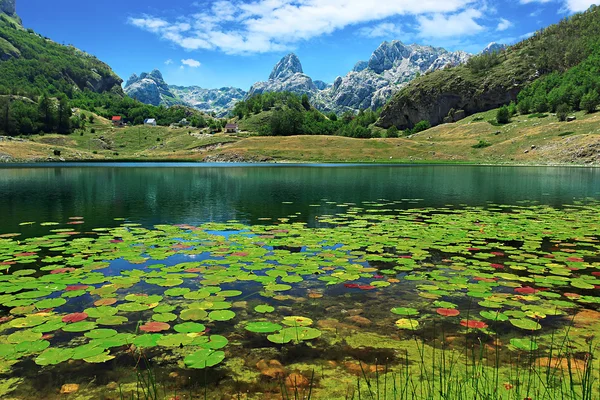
[[377, 5, 600, 130], [0, 15, 123, 98]]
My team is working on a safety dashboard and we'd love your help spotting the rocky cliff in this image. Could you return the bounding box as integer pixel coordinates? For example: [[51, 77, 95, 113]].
[[124, 69, 181, 106], [247, 43, 471, 114], [316, 41, 471, 113], [248, 53, 318, 98], [0, 0, 19, 24]]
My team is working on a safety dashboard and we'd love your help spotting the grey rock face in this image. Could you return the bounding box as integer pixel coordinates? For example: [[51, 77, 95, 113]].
[[124, 69, 185, 107], [0, 0, 16, 17], [314, 80, 329, 90], [269, 53, 303, 80], [248, 53, 318, 98], [317, 40, 471, 113]]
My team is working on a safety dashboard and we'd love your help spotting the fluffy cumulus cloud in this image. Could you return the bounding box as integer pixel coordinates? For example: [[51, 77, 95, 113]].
[[416, 9, 485, 39], [181, 58, 202, 68], [128, 0, 480, 55]]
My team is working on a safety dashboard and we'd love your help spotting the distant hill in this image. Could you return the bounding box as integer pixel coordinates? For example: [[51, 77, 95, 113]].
[[124, 69, 247, 117], [377, 6, 600, 130], [0, 3, 123, 98]]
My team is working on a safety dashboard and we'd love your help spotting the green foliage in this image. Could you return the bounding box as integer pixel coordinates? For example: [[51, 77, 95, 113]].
[[580, 90, 599, 113], [466, 51, 503, 73], [235, 93, 381, 138], [410, 120, 431, 134], [496, 106, 510, 124], [508, 101, 517, 116], [472, 140, 492, 149], [556, 103, 570, 121], [0, 19, 121, 99], [386, 126, 399, 138]]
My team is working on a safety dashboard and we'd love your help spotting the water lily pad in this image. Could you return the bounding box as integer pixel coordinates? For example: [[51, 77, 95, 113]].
[[510, 318, 542, 331], [395, 319, 419, 330], [7, 330, 42, 344], [72, 344, 105, 360], [209, 310, 235, 321], [391, 307, 419, 316], [84, 329, 118, 340], [139, 321, 170, 332], [96, 316, 128, 326], [255, 305, 275, 313], [281, 316, 313, 327], [510, 338, 539, 351], [35, 348, 74, 366], [180, 308, 208, 321], [174, 322, 206, 334], [184, 349, 225, 369], [279, 327, 322, 341], [245, 322, 282, 333]]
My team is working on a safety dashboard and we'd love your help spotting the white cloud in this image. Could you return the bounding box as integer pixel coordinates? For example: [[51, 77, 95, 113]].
[[519, 0, 597, 12], [496, 18, 512, 31], [165, 59, 173, 65], [128, 0, 477, 55], [564, 0, 597, 12], [181, 58, 202, 68], [417, 9, 485, 39], [358, 22, 402, 38]]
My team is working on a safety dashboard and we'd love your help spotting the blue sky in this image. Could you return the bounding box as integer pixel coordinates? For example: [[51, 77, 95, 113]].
[[19, 0, 598, 90]]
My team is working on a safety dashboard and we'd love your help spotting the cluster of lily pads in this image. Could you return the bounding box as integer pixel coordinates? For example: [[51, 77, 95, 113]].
[[0, 199, 598, 380]]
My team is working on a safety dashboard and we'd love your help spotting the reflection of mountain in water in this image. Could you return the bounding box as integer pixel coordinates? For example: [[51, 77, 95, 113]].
[[1, 165, 599, 237]]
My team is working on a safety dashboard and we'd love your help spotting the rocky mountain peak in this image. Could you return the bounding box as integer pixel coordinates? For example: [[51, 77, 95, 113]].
[[149, 69, 164, 82], [482, 42, 507, 54], [269, 53, 303, 80], [0, 0, 16, 17], [368, 40, 411, 74]]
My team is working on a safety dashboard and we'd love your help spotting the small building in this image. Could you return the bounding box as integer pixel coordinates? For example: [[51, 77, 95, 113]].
[[179, 118, 190, 127], [225, 123, 239, 134], [144, 118, 157, 127], [111, 116, 123, 127]]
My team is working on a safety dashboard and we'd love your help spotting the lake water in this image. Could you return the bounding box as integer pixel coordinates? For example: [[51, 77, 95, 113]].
[[1, 163, 599, 235], [0, 164, 599, 400]]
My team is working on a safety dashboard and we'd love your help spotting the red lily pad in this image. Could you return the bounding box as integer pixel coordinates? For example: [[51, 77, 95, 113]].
[[15, 252, 37, 257], [62, 313, 88, 323], [460, 320, 488, 329], [231, 252, 249, 257], [358, 285, 376, 290], [563, 293, 581, 299], [490, 264, 504, 269], [344, 284, 360, 289], [514, 286, 538, 295], [437, 308, 460, 317], [567, 257, 584, 262], [94, 298, 117, 306], [66, 285, 89, 291], [140, 322, 170, 332], [51, 268, 76, 274], [491, 252, 505, 256]]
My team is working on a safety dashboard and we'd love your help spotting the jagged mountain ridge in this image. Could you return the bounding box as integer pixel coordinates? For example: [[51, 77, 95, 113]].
[[123, 69, 247, 117], [246, 42, 471, 114]]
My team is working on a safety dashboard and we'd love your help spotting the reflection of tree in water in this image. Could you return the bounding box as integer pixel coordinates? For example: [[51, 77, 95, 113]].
[[0, 165, 599, 237]]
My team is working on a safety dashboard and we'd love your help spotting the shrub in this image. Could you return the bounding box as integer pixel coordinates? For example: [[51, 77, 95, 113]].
[[580, 90, 599, 113], [472, 140, 492, 149], [90, 128, 95, 133], [386, 126, 399, 138], [508, 101, 517, 117], [412, 120, 431, 134], [518, 98, 532, 115], [556, 103, 570, 121], [496, 106, 510, 124]]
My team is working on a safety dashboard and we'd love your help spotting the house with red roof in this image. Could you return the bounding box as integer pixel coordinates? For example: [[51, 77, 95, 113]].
[[112, 116, 123, 127]]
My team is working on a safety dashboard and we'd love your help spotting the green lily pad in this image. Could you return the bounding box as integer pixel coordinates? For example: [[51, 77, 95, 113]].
[[510, 338, 539, 351], [209, 310, 235, 321], [395, 319, 420, 330], [35, 348, 74, 366], [390, 307, 419, 316], [174, 322, 206, 334], [245, 322, 282, 333], [510, 318, 542, 331], [63, 321, 97, 332], [255, 305, 275, 313], [184, 349, 225, 369]]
